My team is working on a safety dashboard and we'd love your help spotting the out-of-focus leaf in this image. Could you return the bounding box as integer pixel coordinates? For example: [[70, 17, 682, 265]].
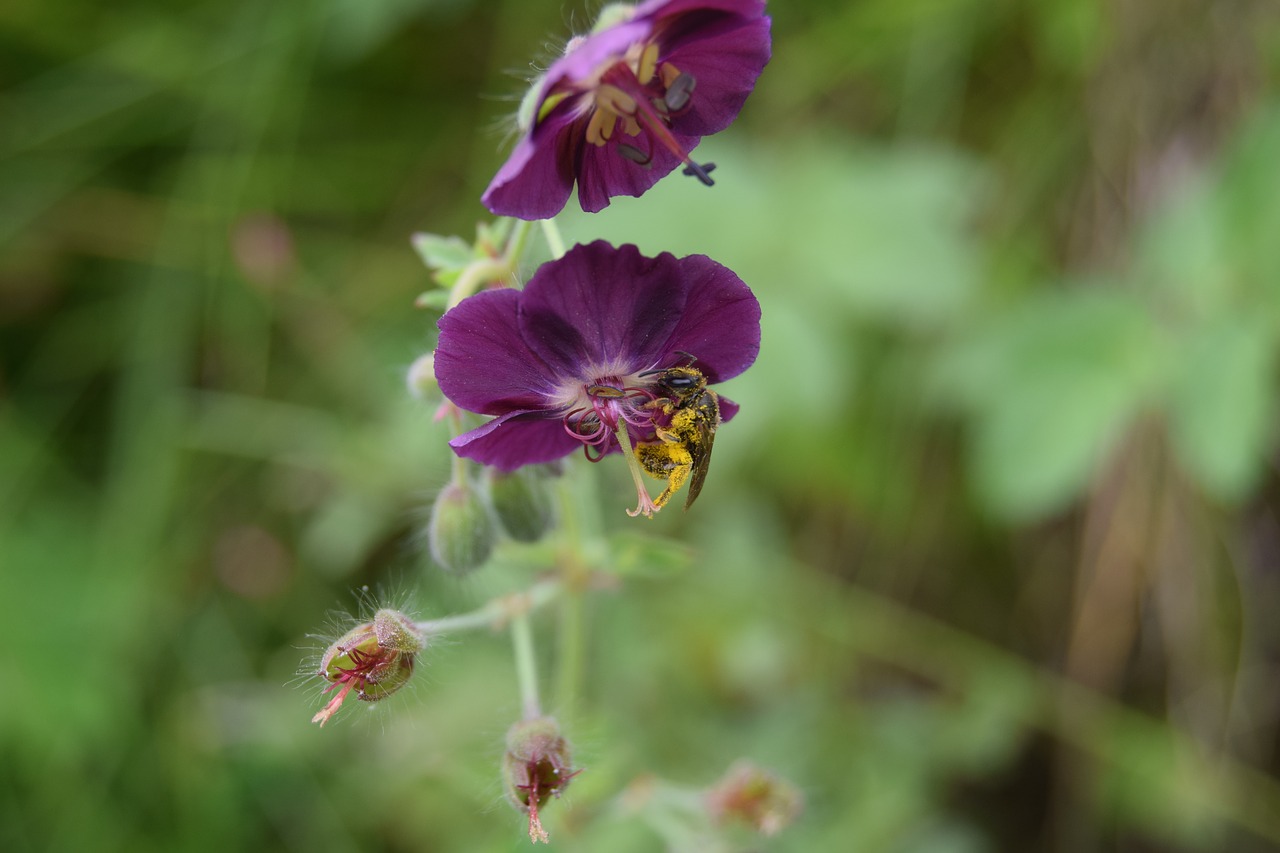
[[1135, 173, 1234, 321], [1218, 107, 1280, 302], [411, 232, 472, 272], [1166, 315, 1276, 502], [939, 287, 1163, 520], [413, 288, 451, 311], [322, 0, 474, 60], [563, 137, 987, 331], [608, 531, 695, 578], [1096, 719, 1220, 848]]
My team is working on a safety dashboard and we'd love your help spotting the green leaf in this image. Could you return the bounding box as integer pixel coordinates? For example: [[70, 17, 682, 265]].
[[413, 289, 452, 311], [411, 232, 473, 272], [1166, 315, 1276, 502], [943, 288, 1163, 521]]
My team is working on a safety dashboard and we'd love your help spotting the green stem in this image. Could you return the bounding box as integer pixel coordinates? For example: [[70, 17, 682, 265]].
[[555, 580, 585, 718], [511, 608, 541, 720], [540, 218, 567, 260], [447, 406, 468, 485], [446, 256, 508, 309], [415, 578, 561, 635], [506, 216, 533, 266]]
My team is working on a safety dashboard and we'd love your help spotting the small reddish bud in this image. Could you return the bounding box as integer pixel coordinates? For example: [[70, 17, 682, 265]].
[[311, 609, 424, 726], [704, 761, 803, 837], [502, 717, 579, 844]]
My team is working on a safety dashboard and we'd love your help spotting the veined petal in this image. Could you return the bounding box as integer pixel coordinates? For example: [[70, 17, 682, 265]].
[[575, 138, 684, 213], [482, 116, 580, 221], [653, 252, 761, 383], [435, 289, 558, 414], [636, 0, 768, 21], [656, 12, 772, 138], [518, 241, 687, 376], [481, 0, 771, 218], [450, 412, 582, 471]]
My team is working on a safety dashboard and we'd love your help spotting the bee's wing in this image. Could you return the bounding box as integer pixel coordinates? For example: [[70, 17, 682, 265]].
[[683, 393, 721, 510]]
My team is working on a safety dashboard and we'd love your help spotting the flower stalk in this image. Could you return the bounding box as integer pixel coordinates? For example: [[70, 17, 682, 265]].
[[511, 608, 542, 720]]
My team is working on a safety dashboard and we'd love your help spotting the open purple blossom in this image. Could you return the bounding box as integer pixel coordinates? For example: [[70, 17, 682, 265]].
[[434, 240, 760, 513], [483, 0, 772, 219]]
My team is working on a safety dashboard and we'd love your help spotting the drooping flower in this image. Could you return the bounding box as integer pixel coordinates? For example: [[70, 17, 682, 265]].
[[433, 240, 760, 514], [483, 0, 772, 219], [704, 760, 803, 836], [311, 609, 425, 726], [502, 716, 579, 843]]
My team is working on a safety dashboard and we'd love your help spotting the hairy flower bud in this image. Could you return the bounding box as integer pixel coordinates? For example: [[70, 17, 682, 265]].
[[311, 609, 425, 726], [405, 353, 437, 400], [704, 761, 803, 837], [428, 480, 495, 574], [486, 467, 556, 543], [502, 717, 578, 843]]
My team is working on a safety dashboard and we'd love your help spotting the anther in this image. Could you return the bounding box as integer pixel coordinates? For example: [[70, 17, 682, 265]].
[[616, 143, 652, 166], [663, 73, 696, 111]]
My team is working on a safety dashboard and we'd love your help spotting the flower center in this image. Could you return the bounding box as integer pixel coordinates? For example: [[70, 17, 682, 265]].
[[560, 376, 658, 460], [582, 42, 715, 186]]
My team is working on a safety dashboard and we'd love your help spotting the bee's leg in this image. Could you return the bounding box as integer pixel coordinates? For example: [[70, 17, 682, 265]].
[[636, 442, 693, 508]]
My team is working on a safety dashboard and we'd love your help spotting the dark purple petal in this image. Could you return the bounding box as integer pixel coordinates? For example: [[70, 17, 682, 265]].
[[482, 115, 580, 220], [718, 396, 740, 423], [635, 0, 767, 20], [518, 241, 687, 375], [450, 411, 582, 471], [653, 253, 761, 383], [541, 19, 653, 93], [575, 136, 684, 213], [482, 0, 770, 218], [435, 288, 558, 415], [660, 14, 772, 138]]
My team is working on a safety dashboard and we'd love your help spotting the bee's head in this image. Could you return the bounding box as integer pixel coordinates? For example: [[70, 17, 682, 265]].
[[640, 364, 707, 398]]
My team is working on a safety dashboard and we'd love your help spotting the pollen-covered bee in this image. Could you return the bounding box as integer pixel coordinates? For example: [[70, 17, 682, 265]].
[[635, 363, 720, 510]]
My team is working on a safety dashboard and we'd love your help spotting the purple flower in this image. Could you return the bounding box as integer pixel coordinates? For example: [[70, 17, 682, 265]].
[[434, 241, 759, 510], [482, 0, 772, 219]]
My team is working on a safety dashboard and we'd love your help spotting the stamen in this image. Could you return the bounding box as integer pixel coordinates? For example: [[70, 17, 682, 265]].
[[617, 143, 652, 166], [637, 42, 659, 86], [613, 421, 660, 518], [660, 62, 682, 89], [596, 84, 637, 116], [597, 63, 714, 186], [664, 73, 696, 111], [585, 106, 617, 146]]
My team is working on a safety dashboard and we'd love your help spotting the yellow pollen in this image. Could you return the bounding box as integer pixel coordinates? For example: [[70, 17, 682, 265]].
[[623, 116, 641, 137], [638, 42, 659, 85], [586, 106, 618, 145], [660, 62, 681, 89], [596, 84, 637, 116]]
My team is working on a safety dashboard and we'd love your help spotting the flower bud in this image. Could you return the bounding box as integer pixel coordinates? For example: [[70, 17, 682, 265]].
[[405, 353, 437, 400], [502, 716, 578, 843], [427, 480, 495, 575], [311, 609, 425, 726], [704, 761, 803, 837], [486, 467, 556, 543]]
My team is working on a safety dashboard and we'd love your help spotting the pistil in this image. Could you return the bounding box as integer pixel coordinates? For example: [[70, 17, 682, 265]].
[[613, 420, 660, 517]]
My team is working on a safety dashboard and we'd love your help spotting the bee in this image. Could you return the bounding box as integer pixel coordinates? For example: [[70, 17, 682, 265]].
[[635, 363, 720, 510]]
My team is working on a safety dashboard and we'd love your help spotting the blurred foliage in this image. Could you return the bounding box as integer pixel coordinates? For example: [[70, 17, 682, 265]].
[[6, 0, 1280, 851]]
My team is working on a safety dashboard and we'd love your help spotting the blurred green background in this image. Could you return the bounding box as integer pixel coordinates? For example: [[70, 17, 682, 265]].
[[6, 0, 1280, 850]]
